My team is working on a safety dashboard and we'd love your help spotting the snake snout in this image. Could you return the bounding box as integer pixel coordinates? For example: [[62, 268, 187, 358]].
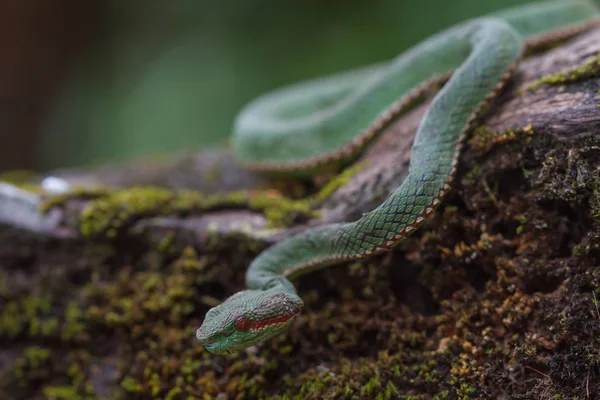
[[195, 328, 211, 344]]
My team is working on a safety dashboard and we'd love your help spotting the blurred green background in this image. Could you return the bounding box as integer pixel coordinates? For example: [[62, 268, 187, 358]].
[[1, 0, 533, 171]]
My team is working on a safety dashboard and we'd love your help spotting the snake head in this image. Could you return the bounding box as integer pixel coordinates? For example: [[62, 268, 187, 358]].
[[197, 286, 303, 354]]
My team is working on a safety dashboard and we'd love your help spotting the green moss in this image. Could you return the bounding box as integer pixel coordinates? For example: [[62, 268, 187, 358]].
[[516, 214, 527, 234], [0, 296, 55, 339], [40, 186, 110, 214], [6, 114, 600, 399], [121, 376, 143, 393], [23, 346, 52, 368], [383, 381, 399, 399], [42, 186, 320, 237], [245, 189, 317, 228], [39, 158, 367, 239], [464, 164, 482, 184], [78, 187, 175, 237], [525, 52, 600, 91], [41, 318, 60, 337], [23, 296, 52, 317], [10, 346, 53, 390], [172, 246, 207, 272], [164, 386, 182, 400], [85, 252, 202, 335], [157, 230, 176, 253], [65, 361, 92, 394], [43, 385, 81, 400], [469, 124, 535, 154], [0, 170, 37, 185], [0, 301, 22, 338], [61, 303, 87, 342], [456, 383, 476, 400], [312, 161, 367, 202], [361, 376, 381, 396]]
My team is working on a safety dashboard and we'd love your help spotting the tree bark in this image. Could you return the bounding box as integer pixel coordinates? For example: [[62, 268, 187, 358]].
[[1, 28, 600, 400]]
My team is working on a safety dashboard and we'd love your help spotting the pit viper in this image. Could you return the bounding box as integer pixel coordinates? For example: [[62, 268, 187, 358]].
[[197, 0, 600, 354]]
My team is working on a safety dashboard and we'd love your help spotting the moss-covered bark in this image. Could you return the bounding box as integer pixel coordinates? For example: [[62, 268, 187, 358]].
[[1, 26, 600, 400]]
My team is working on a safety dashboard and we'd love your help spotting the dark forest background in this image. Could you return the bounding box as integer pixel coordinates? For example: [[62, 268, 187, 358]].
[[0, 0, 530, 172]]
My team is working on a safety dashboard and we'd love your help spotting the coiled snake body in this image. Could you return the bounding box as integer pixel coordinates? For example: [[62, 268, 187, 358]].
[[197, 0, 600, 354]]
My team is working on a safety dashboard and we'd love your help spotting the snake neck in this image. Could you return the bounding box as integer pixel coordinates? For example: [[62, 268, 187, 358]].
[[261, 275, 297, 293]]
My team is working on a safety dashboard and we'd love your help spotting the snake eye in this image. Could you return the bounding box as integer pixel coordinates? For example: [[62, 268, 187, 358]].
[[234, 316, 251, 332]]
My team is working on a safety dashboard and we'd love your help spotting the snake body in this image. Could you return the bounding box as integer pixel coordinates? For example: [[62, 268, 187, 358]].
[[197, 0, 600, 354]]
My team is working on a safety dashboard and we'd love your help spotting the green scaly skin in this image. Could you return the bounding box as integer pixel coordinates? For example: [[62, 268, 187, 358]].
[[197, 0, 600, 355]]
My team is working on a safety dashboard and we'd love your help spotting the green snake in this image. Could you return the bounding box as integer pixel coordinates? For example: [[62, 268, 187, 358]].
[[197, 0, 600, 354]]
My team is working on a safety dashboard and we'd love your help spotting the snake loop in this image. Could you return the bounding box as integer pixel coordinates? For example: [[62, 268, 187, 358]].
[[197, 0, 600, 354]]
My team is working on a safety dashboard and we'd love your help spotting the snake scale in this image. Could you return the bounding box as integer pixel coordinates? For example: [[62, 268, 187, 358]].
[[197, 0, 600, 354]]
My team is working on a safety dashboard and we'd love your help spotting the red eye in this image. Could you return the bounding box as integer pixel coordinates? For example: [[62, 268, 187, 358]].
[[234, 316, 251, 331]]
